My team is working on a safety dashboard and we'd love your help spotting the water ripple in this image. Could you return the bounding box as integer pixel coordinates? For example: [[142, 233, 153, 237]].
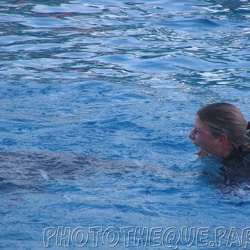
[[0, 0, 249, 87]]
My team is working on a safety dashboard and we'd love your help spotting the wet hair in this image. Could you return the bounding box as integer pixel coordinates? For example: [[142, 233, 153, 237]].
[[197, 102, 250, 152]]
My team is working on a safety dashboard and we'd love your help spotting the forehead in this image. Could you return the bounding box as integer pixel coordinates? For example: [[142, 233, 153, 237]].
[[195, 116, 210, 131]]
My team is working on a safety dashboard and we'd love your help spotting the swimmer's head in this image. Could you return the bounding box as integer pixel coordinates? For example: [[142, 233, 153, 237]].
[[189, 102, 248, 157]]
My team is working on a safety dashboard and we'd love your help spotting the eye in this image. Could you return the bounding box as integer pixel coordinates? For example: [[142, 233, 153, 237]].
[[194, 129, 200, 134]]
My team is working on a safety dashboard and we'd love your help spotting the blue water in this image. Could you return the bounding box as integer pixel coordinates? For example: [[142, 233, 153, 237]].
[[0, 0, 250, 249]]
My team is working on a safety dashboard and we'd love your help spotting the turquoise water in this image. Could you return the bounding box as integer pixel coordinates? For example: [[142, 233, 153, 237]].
[[0, 0, 250, 249]]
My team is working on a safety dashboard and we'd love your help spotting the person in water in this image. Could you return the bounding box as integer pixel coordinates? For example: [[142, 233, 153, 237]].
[[189, 102, 250, 185]]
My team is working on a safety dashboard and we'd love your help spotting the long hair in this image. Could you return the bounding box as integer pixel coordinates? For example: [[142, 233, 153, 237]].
[[197, 103, 250, 152]]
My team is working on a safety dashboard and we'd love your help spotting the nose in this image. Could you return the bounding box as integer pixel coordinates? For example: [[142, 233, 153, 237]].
[[189, 129, 195, 140]]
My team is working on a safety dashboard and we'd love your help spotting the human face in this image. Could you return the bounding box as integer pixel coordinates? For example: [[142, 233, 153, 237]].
[[189, 116, 219, 155]]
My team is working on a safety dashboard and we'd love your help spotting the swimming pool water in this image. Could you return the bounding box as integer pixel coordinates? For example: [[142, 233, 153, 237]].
[[0, 0, 250, 249]]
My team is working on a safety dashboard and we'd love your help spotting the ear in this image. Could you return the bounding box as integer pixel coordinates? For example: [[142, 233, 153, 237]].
[[218, 134, 228, 145]]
